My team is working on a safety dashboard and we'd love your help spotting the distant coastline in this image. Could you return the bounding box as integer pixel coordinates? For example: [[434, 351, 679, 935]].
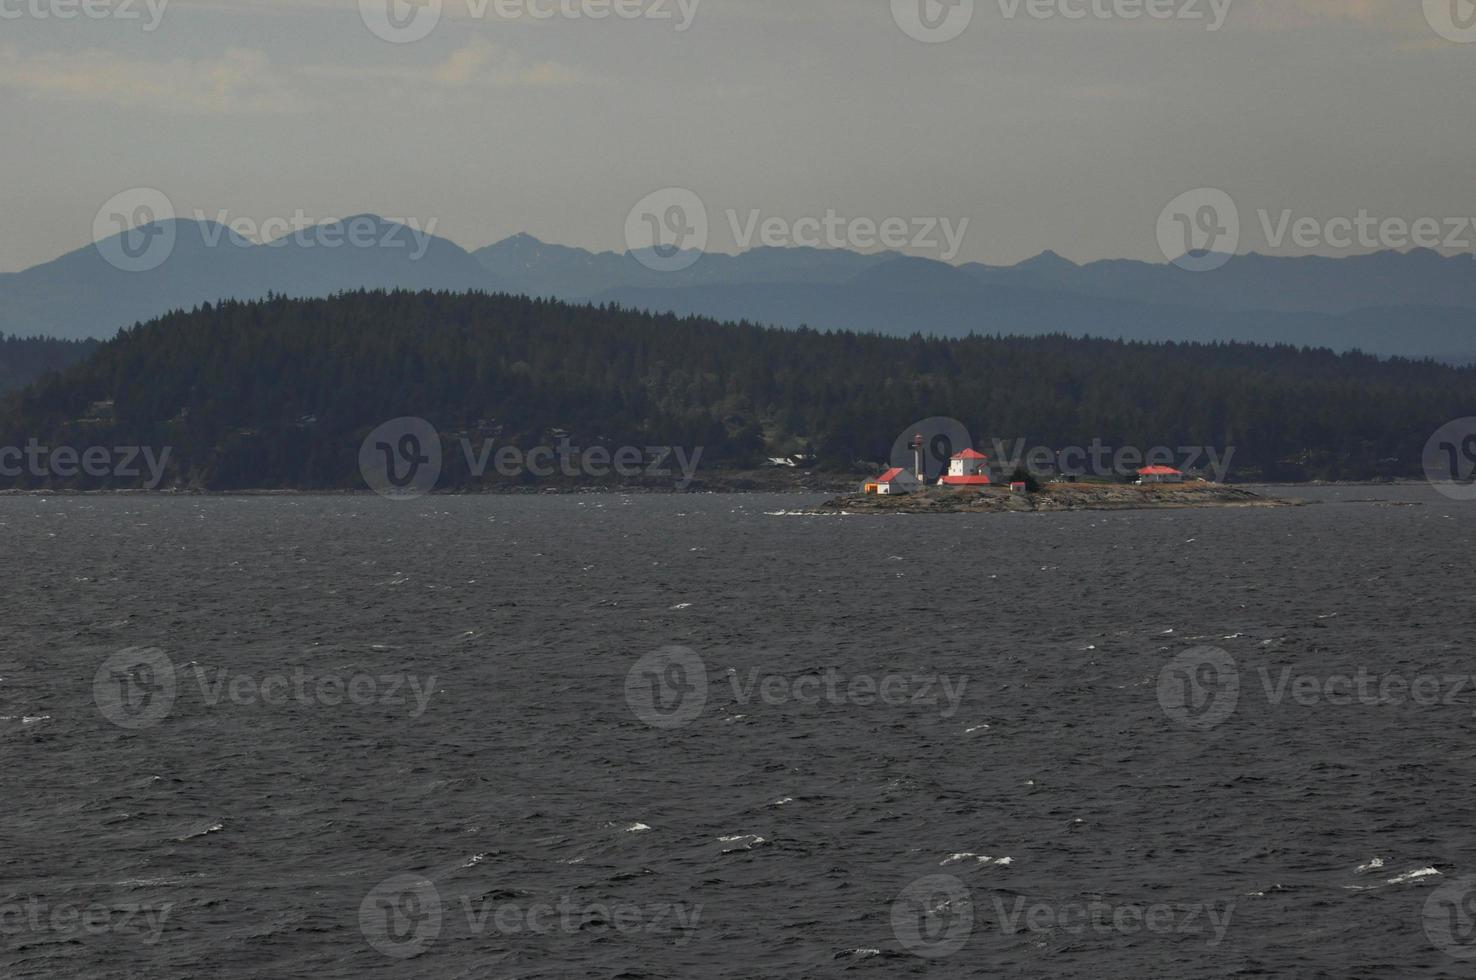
[[813, 482, 1307, 514]]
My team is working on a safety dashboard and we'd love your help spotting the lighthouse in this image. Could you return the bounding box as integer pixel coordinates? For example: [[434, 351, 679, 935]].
[[911, 434, 926, 483]]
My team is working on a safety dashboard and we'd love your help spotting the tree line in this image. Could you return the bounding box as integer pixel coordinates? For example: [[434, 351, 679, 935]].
[[0, 289, 1471, 489]]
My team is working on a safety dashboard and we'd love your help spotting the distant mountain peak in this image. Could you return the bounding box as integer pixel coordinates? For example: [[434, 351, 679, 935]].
[[1014, 249, 1078, 273]]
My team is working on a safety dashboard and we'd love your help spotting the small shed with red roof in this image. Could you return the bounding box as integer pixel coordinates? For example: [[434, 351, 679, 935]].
[[866, 467, 917, 495], [1137, 465, 1184, 485]]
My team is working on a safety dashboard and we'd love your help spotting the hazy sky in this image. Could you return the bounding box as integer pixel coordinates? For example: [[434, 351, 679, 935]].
[[2, 0, 1474, 272]]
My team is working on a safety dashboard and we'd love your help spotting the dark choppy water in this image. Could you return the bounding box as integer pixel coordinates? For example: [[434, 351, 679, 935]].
[[3, 486, 1475, 978]]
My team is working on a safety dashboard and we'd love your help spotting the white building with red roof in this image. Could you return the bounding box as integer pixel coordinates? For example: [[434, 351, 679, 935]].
[[939, 449, 992, 488], [866, 467, 917, 495]]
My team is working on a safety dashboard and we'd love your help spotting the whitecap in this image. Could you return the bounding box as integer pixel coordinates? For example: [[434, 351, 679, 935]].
[[770, 797, 794, 807], [463, 853, 489, 868], [21, 715, 49, 725], [941, 853, 1010, 867], [964, 724, 990, 734], [1387, 867, 1440, 885], [719, 834, 765, 851], [669, 603, 693, 610], [1356, 857, 1385, 874], [625, 822, 652, 833], [177, 822, 225, 841]]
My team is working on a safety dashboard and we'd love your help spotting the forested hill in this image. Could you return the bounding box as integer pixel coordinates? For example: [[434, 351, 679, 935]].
[[1, 289, 1471, 489], [0, 334, 99, 394]]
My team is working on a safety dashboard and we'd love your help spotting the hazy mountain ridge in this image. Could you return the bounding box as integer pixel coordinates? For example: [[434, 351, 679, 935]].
[[3, 221, 1474, 359]]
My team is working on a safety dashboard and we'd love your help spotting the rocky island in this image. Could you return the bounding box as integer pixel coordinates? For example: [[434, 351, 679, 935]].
[[816, 482, 1304, 514]]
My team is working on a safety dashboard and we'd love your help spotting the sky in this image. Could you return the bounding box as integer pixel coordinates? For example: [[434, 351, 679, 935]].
[[1, 0, 1474, 273]]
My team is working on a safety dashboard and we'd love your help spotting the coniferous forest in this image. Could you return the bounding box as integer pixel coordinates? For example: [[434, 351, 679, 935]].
[[0, 290, 1472, 489], [0, 334, 99, 394]]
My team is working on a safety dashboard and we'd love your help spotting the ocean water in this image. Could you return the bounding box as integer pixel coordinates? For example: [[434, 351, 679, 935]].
[[2, 485, 1474, 978]]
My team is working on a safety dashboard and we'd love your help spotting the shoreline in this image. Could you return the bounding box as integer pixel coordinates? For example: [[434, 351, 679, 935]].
[[812, 482, 1309, 515], [0, 474, 1439, 497]]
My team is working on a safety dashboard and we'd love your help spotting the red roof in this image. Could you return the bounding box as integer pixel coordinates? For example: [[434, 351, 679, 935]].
[[1139, 465, 1182, 475], [876, 468, 908, 483], [953, 449, 988, 460], [941, 474, 992, 486]]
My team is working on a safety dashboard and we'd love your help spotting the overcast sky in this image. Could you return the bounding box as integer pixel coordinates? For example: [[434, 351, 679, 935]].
[[1, 0, 1474, 272]]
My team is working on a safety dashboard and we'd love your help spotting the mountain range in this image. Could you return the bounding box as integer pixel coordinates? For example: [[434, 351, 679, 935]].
[[4, 216, 1475, 361]]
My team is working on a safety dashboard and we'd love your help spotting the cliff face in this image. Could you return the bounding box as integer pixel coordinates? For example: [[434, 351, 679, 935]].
[[818, 483, 1302, 514]]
